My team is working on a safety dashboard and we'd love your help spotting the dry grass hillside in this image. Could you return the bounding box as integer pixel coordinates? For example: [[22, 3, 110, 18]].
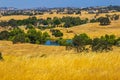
[[0, 41, 120, 80], [41, 20, 120, 39], [0, 12, 120, 21], [0, 41, 66, 56], [69, 20, 120, 38], [0, 12, 120, 80]]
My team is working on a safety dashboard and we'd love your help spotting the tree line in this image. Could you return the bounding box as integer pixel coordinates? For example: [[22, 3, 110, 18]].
[[0, 28, 50, 44], [0, 14, 119, 29], [62, 33, 120, 53], [90, 14, 119, 25], [0, 16, 88, 28], [0, 28, 120, 53]]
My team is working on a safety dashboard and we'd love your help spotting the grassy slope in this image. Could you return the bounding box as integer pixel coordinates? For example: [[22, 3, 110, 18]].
[[0, 41, 120, 80], [0, 12, 120, 21], [0, 12, 120, 80], [41, 20, 120, 39]]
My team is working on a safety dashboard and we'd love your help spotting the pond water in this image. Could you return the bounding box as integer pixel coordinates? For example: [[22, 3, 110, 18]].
[[45, 40, 73, 46], [45, 40, 59, 46]]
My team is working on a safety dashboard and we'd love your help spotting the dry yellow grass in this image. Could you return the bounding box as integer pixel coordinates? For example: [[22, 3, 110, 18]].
[[41, 19, 120, 39], [1, 12, 120, 39], [69, 20, 120, 38], [0, 15, 29, 21], [0, 12, 120, 21], [0, 12, 120, 80], [0, 41, 120, 80]]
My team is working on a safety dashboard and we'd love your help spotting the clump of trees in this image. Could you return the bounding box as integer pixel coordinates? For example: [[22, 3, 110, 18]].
[[0, 28, 50, 44], [66, 33, 120, 53], [62, 17, 88, 28], [0, 15, 119, 29], [91, 34, 115, 52], [72, 33, 91, 52], [98, 17, 111, 25], [0, 16, 88, 28], [1, 28, 120, 53], [110, 14, 119, 20], [90, 14, 119, 25]]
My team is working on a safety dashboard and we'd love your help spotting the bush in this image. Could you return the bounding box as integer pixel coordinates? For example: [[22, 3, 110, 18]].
[[25, 37, 30, 43], [52, 30, 63, 37], [0, 52, 3, 61], [115, 37, 120, 47], [90, 18, 98, 23], [57, 38, 67, 46]]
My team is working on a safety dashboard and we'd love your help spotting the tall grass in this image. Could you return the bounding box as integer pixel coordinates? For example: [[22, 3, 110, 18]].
[[0, 52, 120, 80]]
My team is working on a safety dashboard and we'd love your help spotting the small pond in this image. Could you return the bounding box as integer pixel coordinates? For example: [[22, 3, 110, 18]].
[[45, 40, 59, 46], [45, 40, 72, 46]]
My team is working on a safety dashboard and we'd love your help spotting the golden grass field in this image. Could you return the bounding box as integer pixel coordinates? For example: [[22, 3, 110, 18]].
[[1, 12, 120, 39], [0, 12, 120, 21], [0, 41, 120, 80], [38, 19, 120, 39], [0, 12, 120, 80]]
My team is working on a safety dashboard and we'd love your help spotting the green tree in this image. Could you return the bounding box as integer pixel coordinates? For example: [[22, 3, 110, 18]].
[[41, 32, 50, 44], [8, 19, 18, 28], [9, 28, 25, 41], [26, 24, 34, 29], [12, 33, 26, 44], [91, 35, 114, 52], [52, 30, 63, 37], [57, 38, 67, 46], [73, 33, 91, 52], [53, 17, 61, 27], [99, 17, 111, 25], [27, 29, 38, 44], [0, 31, 10, 40], [114, 14, 119, 20]]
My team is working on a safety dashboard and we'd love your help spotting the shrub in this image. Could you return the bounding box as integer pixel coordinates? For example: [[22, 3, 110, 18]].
[[0, 52, 3, 61], [25, 37, 30, 43], [90, 18, 98, 23], [57, 38, 67, 46], [115, 37, 120, 47], [52, 30, 63, 37]]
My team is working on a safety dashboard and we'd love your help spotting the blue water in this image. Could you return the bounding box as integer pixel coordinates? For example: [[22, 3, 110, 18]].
[[45, 40, 59, 46], [66, 39, 73, 44], [45, 40, 73, 46]]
